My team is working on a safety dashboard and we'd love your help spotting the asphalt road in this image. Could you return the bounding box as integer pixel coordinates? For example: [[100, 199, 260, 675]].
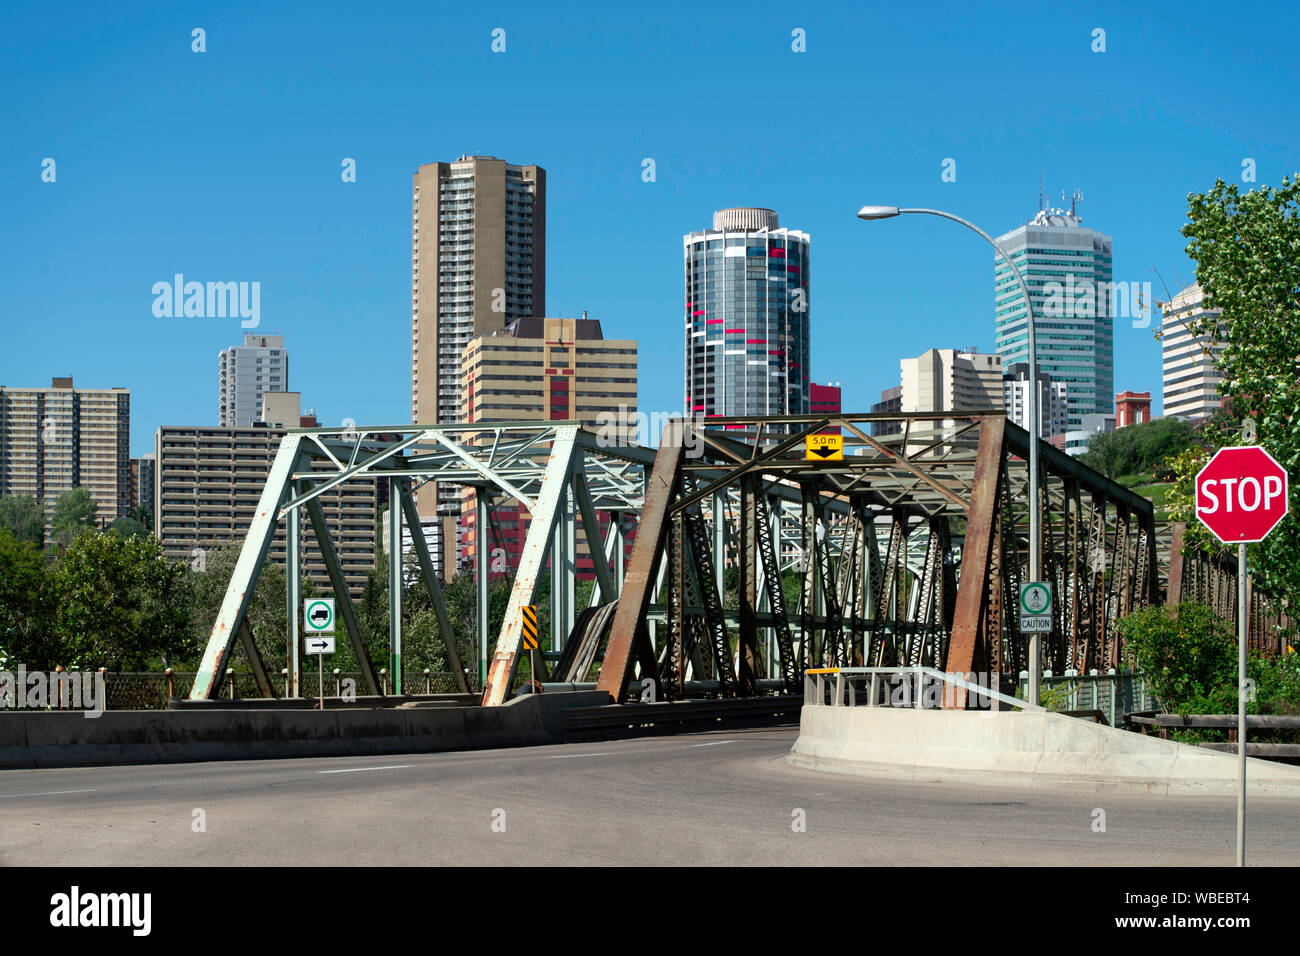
[[1, 725, 1295, 866]]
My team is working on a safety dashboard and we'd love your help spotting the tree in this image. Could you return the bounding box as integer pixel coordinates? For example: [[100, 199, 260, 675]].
[[1080, 417, 1197, 479], [51, 530, 192, 670], [185, 539, 310, 674], [50, 488, 97, 550], [129, 505, 154, 532], [109, 516, 148, 538], [1175, 176, 1300, 608], [0, 530, 54, 668], [0, 494, 44, 547]]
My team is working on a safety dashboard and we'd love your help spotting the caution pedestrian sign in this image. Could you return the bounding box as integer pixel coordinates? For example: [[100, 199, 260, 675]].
[[1018, 582, 1052, 633], [805, 434, 843, 461], [521, 605, 539, 650]]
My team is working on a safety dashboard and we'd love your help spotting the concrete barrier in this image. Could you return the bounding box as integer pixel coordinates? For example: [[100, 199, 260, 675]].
[[0, 691, 612, 770], [788, 704, 1300, 796]]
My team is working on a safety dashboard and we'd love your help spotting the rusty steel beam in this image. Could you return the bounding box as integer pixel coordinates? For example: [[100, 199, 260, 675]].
[[597, 420, 686, 702], [1167, 522, 1186, 606], [946, 416, 1006, 688]]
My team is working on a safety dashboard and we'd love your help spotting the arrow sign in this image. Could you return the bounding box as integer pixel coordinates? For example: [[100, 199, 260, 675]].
[[306, 636, 335, 655]]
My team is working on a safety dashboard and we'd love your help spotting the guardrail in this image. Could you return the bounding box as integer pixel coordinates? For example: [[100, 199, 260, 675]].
[[1131, 714, 1300, 760], [87, 671, 472, 710], [1018, 670, 1155, 727], [803, 667, 1041, 711]]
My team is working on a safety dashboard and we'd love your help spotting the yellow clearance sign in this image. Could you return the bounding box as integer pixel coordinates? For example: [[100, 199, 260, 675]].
[[805, 433, 843, 461], [521, 605, 539, 650]]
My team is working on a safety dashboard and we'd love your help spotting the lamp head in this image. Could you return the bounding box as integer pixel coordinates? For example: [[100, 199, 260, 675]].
[[856, 205, 901, 221]]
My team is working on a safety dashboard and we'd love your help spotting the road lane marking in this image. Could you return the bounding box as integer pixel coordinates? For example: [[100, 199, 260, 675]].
[[691, 740, 735, 747], [547, 752, 613, 759], [0, 789, 99, 799], [317, 765, 411, 774]]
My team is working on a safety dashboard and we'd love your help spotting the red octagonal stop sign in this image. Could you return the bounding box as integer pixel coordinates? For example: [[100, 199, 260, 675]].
[[1195, 445, 1290, 543]]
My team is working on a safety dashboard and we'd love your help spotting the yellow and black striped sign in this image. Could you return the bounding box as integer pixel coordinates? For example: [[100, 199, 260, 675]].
[[521, 605, 539, 650]]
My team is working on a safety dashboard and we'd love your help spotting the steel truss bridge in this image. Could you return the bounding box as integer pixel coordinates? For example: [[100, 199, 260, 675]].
[[190, 412, 1159, 708]]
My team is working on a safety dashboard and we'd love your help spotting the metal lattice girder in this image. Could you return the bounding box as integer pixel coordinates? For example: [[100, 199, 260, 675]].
[[305, 495, 382, 695], [481, 426, 581, 706], [191, 435, 304, 700], [754, 487, 799, 690], [397, 479, 470, 694], [598, 420, 686, 703]]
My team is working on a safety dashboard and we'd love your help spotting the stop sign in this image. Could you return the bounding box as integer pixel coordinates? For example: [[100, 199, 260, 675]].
[[1195, 445, 1290, 543]]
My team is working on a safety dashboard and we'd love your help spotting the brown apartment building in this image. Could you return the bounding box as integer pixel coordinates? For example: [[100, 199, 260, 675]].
[[458, 315, 637, 576], [410, 155, 545, 576]]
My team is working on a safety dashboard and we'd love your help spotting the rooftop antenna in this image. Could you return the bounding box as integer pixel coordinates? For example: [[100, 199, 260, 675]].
[[1070, 184, 1083, 218], [1039, 172, 1045, 212]]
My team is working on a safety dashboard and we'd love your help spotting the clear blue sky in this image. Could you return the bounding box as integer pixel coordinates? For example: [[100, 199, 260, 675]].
[[3, 1, 1296, 457]]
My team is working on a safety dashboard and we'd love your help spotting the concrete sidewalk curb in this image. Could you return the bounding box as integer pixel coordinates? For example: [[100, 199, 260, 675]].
[[788, 704, 1300, 796], [0, 691, 611, 769]]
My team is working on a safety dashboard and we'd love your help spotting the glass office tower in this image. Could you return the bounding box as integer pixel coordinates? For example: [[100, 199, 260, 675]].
[[684, 208, 811, 427]]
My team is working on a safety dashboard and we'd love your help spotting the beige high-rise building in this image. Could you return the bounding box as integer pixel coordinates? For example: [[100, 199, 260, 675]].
[[900, 348, 1003, 413], [410, 155, 546, 575], [1161, 283, 1224, 421], [0, 377, 130, 540], [458, 315, 636, 575], [897, 348, 1003, 450]]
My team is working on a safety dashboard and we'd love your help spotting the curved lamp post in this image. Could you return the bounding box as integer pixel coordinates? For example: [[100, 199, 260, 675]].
[[857, 205, 1043, 705]]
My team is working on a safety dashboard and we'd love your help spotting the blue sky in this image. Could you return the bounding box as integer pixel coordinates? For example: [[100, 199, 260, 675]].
[[3, 1, 1297, 457]]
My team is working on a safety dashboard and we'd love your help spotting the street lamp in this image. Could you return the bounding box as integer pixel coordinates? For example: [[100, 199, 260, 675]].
[[857, 205, 1044, 706]]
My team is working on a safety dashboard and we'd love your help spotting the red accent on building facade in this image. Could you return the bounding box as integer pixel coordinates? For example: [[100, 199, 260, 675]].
[[1115, 390, 1152, 428]]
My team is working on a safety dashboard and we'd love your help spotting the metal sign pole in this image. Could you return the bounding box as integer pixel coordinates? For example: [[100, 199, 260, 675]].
[[1237, 542, 1247, 867], [320, 652, 326, 712]]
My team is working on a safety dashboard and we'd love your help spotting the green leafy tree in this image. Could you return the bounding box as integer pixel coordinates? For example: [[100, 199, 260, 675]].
[[51, 487, 98, 550], [1117, 602, 1236, 713], [0, 530, 55, 667], [51, 530, 192, 670], [0, 494, 45, 547], [109, 516, 148, 538], [185, 539, 311, 674], [1176, 175, 1300, 608], [1080, 417, 1197, 479], [129, 505, 154, 532]]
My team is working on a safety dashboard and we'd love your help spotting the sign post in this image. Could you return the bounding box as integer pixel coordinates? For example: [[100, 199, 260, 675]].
[[304, 599, 337, 711], [1194, 444, 1290, 868]]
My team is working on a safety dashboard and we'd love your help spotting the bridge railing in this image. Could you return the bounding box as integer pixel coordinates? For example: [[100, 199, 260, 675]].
[[90, 671, 472, 710], [803, 667, 1040, 711], [1018, 670, 1155, 726], [802, 667, 1153, 723]]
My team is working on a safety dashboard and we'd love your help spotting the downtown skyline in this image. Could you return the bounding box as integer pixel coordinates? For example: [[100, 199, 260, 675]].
[[4, 1, 1297, 458]]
